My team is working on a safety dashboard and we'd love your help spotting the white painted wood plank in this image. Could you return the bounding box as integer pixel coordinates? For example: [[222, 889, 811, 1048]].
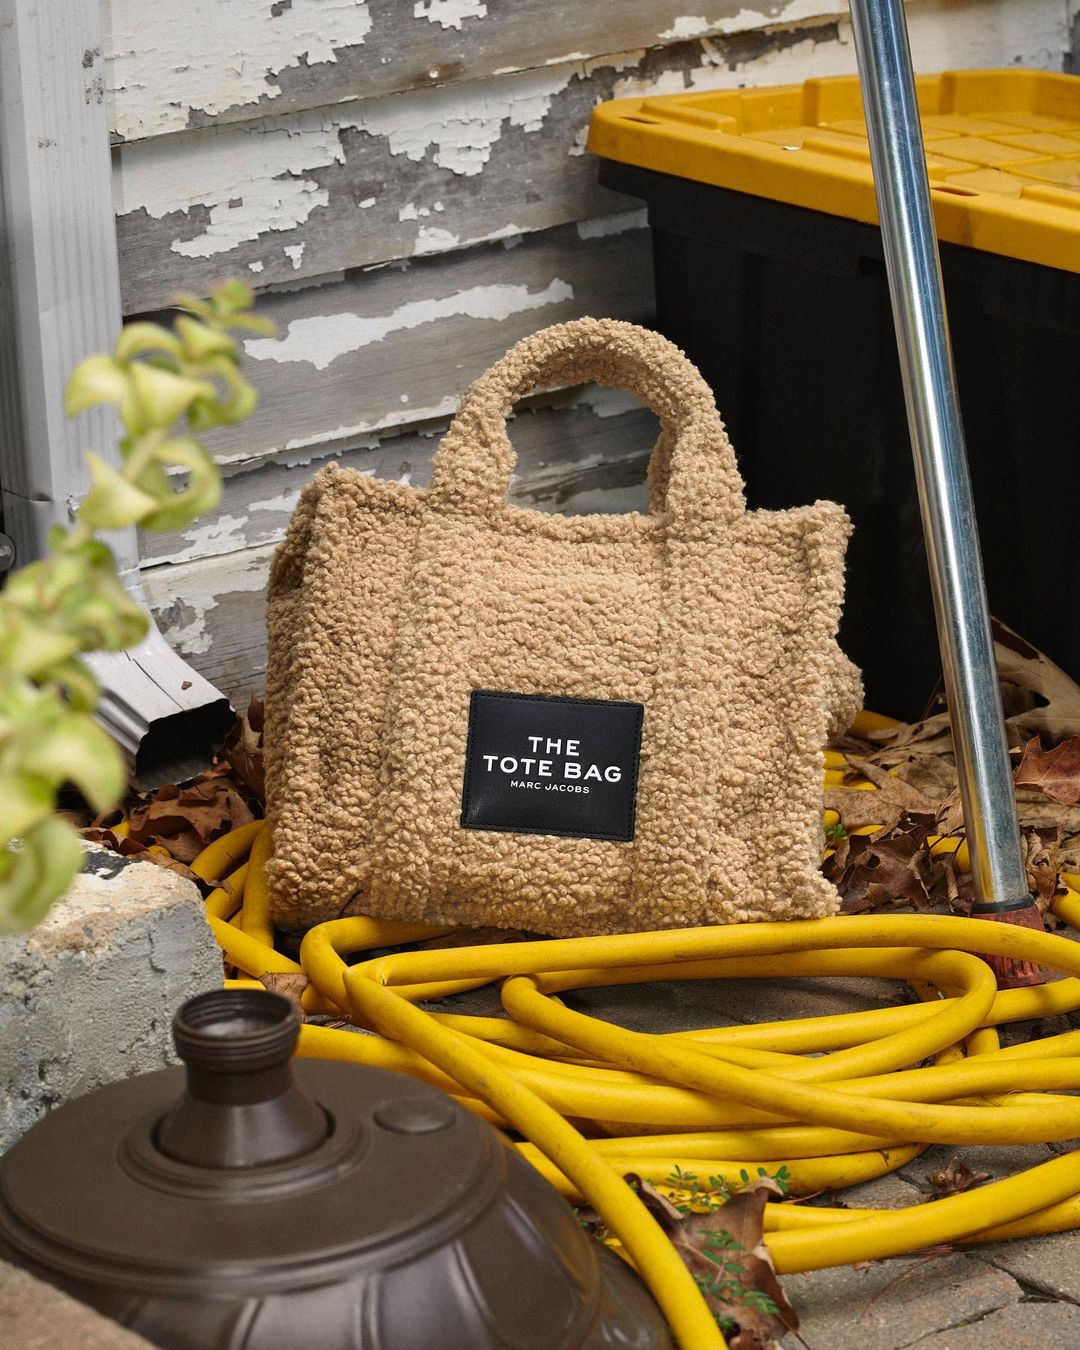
[[104, 0, 848, 142], [112, 0, 1073, 312], [145, 544, 273, 703], [187, 217, 654, 471]]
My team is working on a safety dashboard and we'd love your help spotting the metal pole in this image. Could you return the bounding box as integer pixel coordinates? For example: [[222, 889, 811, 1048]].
[[846, 0, 1029, 906]]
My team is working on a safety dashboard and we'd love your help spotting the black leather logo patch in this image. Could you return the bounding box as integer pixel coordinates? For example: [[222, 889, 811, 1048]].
[[460, 691, 644, 842]]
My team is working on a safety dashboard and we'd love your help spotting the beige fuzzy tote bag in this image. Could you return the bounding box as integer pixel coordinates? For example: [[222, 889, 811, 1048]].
[[265, 318, 861, 936]]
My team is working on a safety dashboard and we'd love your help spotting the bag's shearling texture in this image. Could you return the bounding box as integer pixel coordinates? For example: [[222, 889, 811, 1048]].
[[265, 319, 862, 935]]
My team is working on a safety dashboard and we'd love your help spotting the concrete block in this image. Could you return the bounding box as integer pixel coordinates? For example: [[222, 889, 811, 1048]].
[[0, 1261, 154, 1348], [0, 845, 221, 1151], [779, 1253, 1020, 1350]]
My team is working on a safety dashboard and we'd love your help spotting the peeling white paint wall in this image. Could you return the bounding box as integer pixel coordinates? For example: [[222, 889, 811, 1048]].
[[113, 0, 1073, 281], [618, 1, 1074, 100], [104, 0, 372, 140], [413, 0, 488, 30], [353, 67, 574, 175], [114, 109, 344, 257], [115, 0, 1075, 698], [145, 547, 270, 656], [113, 63, 575, 264], [245, 278, 575, 370]]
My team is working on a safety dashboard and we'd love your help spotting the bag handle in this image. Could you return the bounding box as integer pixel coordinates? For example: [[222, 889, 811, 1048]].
[[429, 318, 745, 527]]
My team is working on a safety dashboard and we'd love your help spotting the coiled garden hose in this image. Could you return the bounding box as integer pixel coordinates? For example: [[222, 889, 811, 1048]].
[[195, 817, 1080, 1350]]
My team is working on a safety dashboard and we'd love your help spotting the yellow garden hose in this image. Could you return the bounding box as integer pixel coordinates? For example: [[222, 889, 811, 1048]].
[[189, 818, 263, 882], [194, 817, 1080, 1350], [240, 821, 275, 946]]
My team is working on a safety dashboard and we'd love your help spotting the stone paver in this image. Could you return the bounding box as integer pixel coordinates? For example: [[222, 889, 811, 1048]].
[[979, 1230, 1080, 1302], [830, 1168, 926, 1211], [908, 1299, 1080, 1348], [563, 973, 907, 1035], [898, 1144, 1055, 1196], [779, 1253, 1021, 1350]]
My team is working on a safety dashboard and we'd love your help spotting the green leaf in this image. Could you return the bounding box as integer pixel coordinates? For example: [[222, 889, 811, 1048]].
[[21, 713, 125, 812], [169, 291, 214, 321], [175, 314, 236, 361], [0, 817, 84, 934], [48, 657, 100, 712], [183, 355, 258, 430], [75, 582, 149, 653], [213, 279, 255, 309], [0, 611, 81, 679], [114, 321, 184, 363], [77, 453, 160, 530], [220, 311, 276, 336], [0, 773, 54, 848], [65, 355, 129, 415], [139, 437, 222, 531], [128, 362, 217, 432]]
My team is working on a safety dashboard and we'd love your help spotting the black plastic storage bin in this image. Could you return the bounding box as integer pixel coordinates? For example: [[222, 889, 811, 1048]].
[[590, 73, 1080, 719]]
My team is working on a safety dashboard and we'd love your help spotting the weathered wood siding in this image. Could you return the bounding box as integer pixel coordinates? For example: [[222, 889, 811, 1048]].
[[105, 0, 1074, 700]]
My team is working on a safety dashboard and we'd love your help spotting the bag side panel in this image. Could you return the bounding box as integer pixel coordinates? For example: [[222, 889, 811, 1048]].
[[265, 465, 424, 928], [629, 502, 854, 925]]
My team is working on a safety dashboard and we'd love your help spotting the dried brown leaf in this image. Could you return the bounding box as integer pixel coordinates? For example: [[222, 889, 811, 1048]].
[[1015, 735, 1080, 806], [1059, 832, 1080, 873], [223, 696, 266, 802], [891, 753, 959, 801], [828, 831, 852, 874], [926, 1158, 991, 1198], [260, 972, 309, 1008], [994, 619, 1080, 746], [124, 776, 255, 863], [1023, 826, 1061, 912], [82, 827, 205, 886], [934, 788, 965, 837], [824, 828, 933, 914], [824, 758, 946, 836], [631, 1176, 797, 1348], [852, 711, 954, 760]]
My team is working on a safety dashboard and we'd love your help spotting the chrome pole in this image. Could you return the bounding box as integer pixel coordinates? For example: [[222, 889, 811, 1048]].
[[846, 0, 1029, 905]]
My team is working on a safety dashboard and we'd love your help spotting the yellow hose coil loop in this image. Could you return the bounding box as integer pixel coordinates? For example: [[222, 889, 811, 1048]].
[[193, 825, 1080, 1350]]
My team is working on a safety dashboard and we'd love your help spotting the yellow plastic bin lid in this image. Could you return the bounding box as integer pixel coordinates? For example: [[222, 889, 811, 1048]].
[[588, 69, 1080, 274]]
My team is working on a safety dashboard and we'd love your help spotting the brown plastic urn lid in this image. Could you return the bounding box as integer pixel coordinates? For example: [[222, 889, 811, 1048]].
[[0, 988, 671, 1350]]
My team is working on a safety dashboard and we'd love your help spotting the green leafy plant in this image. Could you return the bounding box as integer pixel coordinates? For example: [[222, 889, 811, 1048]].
[[0, 281, 271, 934], [662, 1164, 792, 1214], [695, 1228, 782, 1336]]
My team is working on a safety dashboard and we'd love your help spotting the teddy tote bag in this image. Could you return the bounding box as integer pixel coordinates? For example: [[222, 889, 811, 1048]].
[[264, 318, 861, 936]]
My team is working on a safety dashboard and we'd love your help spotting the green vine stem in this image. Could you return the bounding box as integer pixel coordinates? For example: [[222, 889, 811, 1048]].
[[0, 281, 271, 933]]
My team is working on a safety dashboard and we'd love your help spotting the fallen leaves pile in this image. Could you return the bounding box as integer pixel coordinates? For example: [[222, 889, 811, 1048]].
[[80, 697, 266, 885], [824, 621, 1080, 920]]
